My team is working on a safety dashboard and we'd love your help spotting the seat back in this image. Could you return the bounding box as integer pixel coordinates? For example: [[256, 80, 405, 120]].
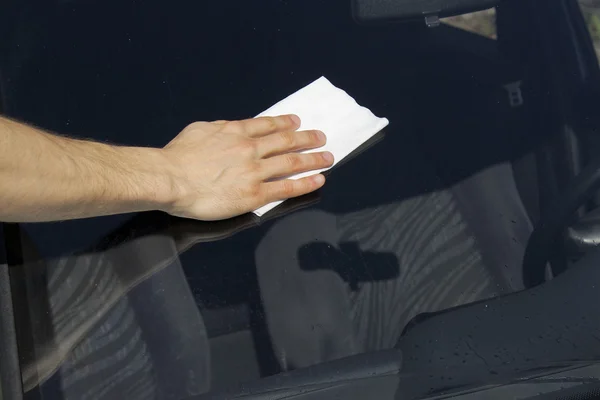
[[13, 230, 210, 399]]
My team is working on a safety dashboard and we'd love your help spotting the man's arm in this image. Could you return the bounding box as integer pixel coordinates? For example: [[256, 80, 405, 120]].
[[0, 115, 333, 222]]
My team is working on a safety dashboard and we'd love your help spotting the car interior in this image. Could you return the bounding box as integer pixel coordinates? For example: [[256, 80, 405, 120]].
[[2, 0, 600, 399]]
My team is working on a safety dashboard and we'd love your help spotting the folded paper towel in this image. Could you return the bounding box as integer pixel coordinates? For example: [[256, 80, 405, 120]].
[[253, 76, 389, 217]]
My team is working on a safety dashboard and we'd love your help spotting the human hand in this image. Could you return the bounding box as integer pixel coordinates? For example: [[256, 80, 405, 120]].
[[160, 115, 333, 220]]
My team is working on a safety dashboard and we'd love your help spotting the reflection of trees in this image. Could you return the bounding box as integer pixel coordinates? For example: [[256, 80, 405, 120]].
[[580, 1, 600, 61], [580, 0, 600, 7], [442, 9, 497, 39], [444, 5, 600, 62]]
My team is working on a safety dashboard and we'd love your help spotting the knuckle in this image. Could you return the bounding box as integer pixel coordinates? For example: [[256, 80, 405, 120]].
[[280, 180, 296, 196], [185, 121, 206, 131], [224, 121, 244, 134], [250, 183, 262, 198], [264, 118, 279, 132], [308, 130, 322, 143], [238, 139, 257, 156], [310, 154, 328, 168], [316, 153, 331, 166], [247, 160, 261, 174], [241, 182, 261, 198], [281, 132, 297, 148], [284, 154, 302, 169]]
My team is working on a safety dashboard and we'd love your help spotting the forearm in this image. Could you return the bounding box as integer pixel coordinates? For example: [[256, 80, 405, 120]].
[[0, 114, 331, 223], [0, 117, 173, 222]]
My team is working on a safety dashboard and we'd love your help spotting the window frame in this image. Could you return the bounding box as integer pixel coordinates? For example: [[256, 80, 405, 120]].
[[0, 223, 24, 400]]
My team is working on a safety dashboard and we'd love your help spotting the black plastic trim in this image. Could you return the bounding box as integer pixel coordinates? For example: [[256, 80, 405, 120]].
[[351, 0, 498, 24], [0, 224, 24, 400]]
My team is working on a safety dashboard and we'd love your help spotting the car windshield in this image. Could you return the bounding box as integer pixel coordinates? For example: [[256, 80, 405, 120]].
[[2, 1, 600, 399]]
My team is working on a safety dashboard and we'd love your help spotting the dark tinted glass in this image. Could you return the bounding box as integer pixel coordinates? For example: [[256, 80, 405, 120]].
[[2, 1, 600, 399]]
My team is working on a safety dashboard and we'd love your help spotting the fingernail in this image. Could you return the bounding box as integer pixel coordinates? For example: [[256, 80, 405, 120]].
[[290, 114, 301, 126], [322, 152, 334, 163], [313, 174, 325, 185], [316, 130, 326, 142]]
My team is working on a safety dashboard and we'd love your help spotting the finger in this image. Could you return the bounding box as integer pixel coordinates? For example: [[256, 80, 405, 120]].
[[256, 130, 327, 158], [241, 115, 301, 137], [259, 152, 334, 180], [262, 174, 326, 202]]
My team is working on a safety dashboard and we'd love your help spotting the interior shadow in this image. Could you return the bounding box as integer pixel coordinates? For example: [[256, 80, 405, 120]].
[[298, 241, 400, 290]]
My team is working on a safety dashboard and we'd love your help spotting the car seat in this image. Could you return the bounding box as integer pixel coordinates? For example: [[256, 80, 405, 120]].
[[14, 230, 211, 399], [197, 245, 600, 400]]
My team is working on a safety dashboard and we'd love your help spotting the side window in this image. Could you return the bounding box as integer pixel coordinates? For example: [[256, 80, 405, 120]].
[[442, 8, 497, 39], [578, 0, 600, 61]]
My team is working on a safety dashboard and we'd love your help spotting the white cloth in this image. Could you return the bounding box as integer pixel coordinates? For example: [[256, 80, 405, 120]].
[[253, 76, 389, 217]]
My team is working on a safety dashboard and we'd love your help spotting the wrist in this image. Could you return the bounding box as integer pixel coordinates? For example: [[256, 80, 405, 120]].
[[130, 147, 180, 213]]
